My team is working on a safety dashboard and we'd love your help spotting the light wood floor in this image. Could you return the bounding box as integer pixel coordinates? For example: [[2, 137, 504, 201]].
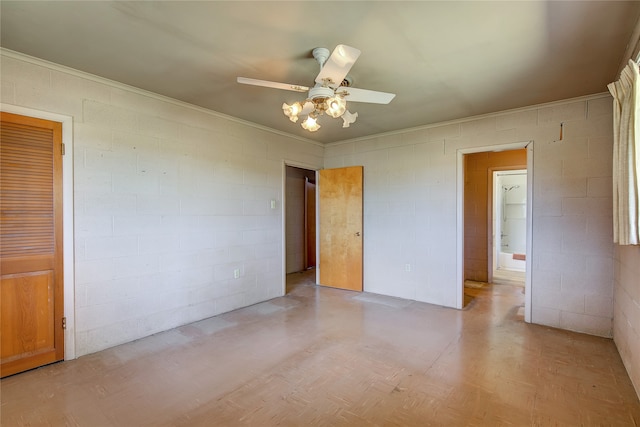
[[2, 270, 639, 426]]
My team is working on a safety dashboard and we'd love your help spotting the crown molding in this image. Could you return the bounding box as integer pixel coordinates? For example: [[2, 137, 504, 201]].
[[0, 48, 323, 148], [1, 48, 611, 149], [326, 91, 611, 147]]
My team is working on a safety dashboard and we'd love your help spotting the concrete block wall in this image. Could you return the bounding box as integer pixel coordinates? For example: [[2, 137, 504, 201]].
[[614, 244, 640, 396], [1, 51, 323, 356], [325, 94, 615, 337]]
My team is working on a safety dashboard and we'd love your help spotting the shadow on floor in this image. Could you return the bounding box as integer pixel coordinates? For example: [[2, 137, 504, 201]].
[[286, 268, 316, 294]]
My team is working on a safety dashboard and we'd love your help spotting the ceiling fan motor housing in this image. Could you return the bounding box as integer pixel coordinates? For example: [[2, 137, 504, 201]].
[[308, 85, 334, 100]]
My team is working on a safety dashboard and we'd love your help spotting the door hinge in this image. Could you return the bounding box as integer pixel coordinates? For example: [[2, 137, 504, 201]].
[[61, 143, 66, 155], [62, 317, 67, 330]]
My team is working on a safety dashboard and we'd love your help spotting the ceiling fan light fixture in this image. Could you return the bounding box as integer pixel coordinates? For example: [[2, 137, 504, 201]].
[[301, 115, 321, 132], [238, 44, 395, 134], [325, 95, 347, 118], [301, 101, 315, 115], [282, 102, 303, 122]]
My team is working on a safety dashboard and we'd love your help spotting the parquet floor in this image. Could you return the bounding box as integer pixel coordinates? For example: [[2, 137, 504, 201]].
[[2, 270, 639, 426]]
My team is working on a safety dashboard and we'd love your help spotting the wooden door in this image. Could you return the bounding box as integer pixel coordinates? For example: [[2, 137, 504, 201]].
[[318, 166, 363, 291], [1, 112, 64, 377]]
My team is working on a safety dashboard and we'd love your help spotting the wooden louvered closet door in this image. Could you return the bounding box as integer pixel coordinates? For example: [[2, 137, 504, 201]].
[[1, 112, 64, 377]]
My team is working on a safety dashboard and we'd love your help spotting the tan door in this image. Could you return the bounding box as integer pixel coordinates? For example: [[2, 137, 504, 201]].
[[318, 166, 363, 291], [1, 112, 64, 378]]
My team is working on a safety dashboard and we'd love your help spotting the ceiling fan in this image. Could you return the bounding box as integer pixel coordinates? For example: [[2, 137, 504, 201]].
[[237, 45, 396, 132]]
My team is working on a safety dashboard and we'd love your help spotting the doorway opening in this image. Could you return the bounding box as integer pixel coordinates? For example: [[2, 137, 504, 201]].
[[492, 170, 527, 285], [456, 142, 533, 322], [284, 165, 317, 294]]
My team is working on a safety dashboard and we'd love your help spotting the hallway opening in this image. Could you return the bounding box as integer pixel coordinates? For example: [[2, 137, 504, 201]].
[[284, 165, 317, 293]]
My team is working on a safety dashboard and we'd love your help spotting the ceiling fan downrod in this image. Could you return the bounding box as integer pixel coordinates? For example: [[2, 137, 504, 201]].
[[312, 47, 330, 69]]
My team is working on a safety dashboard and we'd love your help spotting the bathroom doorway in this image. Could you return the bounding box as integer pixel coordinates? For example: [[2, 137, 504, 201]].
[[492, 170, 527, 285], [457, 142, 533, 322]]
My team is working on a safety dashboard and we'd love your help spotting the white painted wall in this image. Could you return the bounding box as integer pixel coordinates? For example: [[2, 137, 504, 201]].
[[1, 51, 323, 357], [325, 95, 615, 337], [614, 244, 640, 397]]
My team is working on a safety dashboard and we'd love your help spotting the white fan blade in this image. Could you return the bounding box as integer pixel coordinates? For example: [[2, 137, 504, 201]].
[[315, 45, 361, 88], [337, 87, 396, 104], [237, 77, 309, 93]]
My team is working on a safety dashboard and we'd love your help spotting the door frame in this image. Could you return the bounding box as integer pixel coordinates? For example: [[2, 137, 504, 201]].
[[281, 160, 319, 295], [1, 104, 76, 360], [456, 141, 534, 322]]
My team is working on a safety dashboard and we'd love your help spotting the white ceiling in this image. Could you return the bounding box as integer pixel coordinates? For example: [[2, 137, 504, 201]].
[[1, 1, 639, 144]]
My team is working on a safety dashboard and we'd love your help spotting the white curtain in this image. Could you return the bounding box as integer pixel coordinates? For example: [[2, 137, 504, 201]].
[[608, 59, 640, 245]]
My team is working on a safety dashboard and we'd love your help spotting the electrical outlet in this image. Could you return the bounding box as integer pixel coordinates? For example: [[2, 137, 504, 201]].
[[404, 264, 411, 272], [234, 268, 240, 279]]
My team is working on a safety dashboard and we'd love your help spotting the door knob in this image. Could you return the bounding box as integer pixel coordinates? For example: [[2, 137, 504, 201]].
[[355, 232, 361, 236]]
